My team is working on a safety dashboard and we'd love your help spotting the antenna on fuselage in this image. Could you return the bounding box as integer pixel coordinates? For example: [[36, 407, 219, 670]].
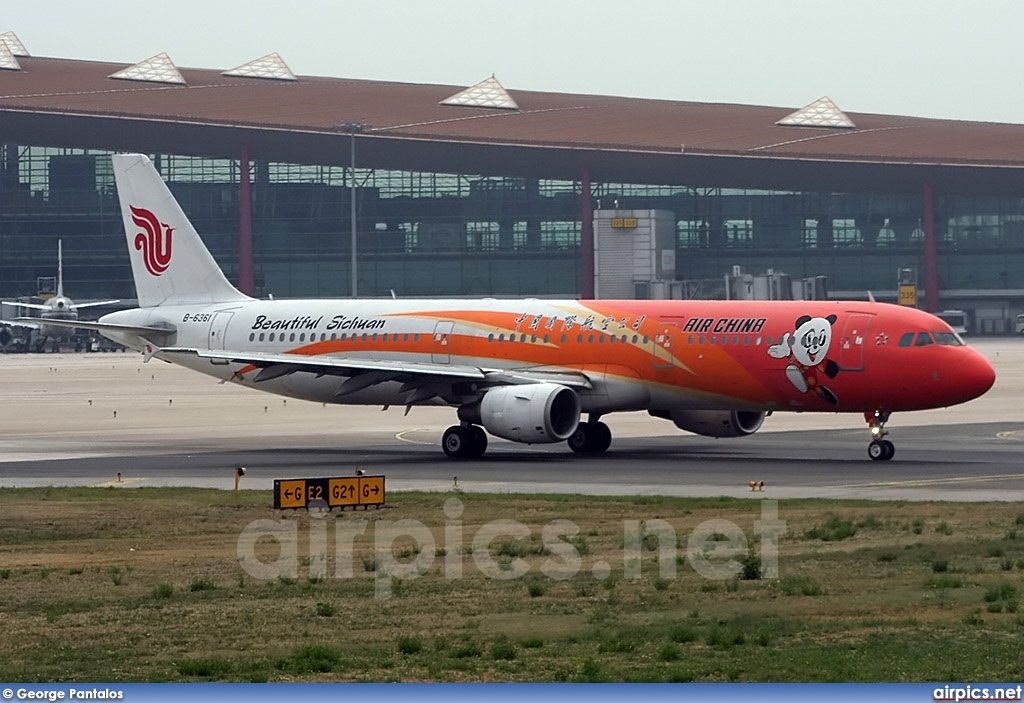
[[867, 291, 876, 303]]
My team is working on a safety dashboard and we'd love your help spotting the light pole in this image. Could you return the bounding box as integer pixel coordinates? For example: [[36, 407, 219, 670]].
[[341, 121, 366, 297]]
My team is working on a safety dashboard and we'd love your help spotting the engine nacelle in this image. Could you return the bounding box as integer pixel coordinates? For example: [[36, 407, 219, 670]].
[[0, 325, 11, 347], [651, 409, 766, 438], [463, 383, 581, 444]]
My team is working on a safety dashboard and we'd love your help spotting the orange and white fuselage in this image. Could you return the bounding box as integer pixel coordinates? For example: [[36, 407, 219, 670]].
[[56, 154, 995, 461], [101, 297, 994, 416]]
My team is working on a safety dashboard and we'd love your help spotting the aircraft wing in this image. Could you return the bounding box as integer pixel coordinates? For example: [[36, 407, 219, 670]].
[[157, 347, 593, 393]]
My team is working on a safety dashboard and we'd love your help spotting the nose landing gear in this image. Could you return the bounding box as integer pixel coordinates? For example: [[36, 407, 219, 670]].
[[865, 410, 895, 461]]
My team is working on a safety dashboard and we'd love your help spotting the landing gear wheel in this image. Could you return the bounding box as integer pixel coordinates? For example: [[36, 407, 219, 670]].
[[442, 425, 487, 459], [865, 410, 895, 461], [868, 439, 895, 461], [467, 425, 488, 458], [881, 439, 895, 460], [567, 421, 612, 454], [591, 421, 612, 453]]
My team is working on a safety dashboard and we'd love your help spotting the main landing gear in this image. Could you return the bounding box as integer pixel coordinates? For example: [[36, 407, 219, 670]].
[[442, 423, 488, 459], [568, 415, 612, 454], [865, 410, 895, 461]]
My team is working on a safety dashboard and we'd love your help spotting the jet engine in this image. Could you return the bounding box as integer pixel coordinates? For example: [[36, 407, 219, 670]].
[[461, 383, 581, 444], [0, 325, 11, 347], [651, 409, 766, 438]]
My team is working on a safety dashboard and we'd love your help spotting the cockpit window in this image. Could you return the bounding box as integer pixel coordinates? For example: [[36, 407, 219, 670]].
[[898, 332, 914, 347], [915, 332, 934, 347], [933, 331, 964, 346]]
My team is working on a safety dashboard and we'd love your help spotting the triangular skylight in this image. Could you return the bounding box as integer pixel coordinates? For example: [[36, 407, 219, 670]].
[[440, 76, 519, 110], [776, 96, 855, 129], [223, 52, 296, 81], [108, 52, 186, 85], [0, 32, 29, 56], [0, 40, 20, 71]]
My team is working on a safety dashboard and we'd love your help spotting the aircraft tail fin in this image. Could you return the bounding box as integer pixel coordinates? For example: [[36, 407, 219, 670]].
[[111, 153, 253, 308], [56, 239, 64, 298]]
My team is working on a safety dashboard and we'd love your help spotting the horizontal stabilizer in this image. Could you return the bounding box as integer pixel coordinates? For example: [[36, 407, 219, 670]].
[[1, 318, 40, 330], [14, 317, 173, 337]]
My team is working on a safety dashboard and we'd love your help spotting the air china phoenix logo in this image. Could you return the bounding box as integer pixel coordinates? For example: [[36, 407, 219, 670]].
[[130, 205, 173, 276]]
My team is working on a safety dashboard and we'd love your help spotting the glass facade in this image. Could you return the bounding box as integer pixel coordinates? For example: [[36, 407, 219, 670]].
[[1, 145, 1022, 302]]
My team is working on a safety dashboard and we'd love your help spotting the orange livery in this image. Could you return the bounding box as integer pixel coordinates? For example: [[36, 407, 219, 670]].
[[48, 154, 995, 462]]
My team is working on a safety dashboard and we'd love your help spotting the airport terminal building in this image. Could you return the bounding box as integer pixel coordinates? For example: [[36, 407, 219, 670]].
[[2, 33, 1024, 332]]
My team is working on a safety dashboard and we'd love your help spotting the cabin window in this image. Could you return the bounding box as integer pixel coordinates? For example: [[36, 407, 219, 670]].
[[258, 333, 264, 342], [577, 334, 583, 343], [915, 332, 934, 347], [608, 335, 615, 344], [743, 336, 750, 345], [382, 334, 388, 342], [248, 333, 255, 342], [710, 336, 717, 345], [754, 336, 762, 346], [488, 334, 494, 342], [299, 333, 306, 342], [531, 334, 537, 343], [598, 335, 605, 344], [269, 333, 276, 342], [643, 336, 649, 344], [733, 336, 740, 345], [588, 334, 595, 344], [543, 334, 550, 343], [413, 334, 420, 342]]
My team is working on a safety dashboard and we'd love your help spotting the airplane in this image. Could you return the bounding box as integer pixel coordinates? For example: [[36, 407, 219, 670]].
[[45, 153, 996, 461], [0, 240, 119, 351]]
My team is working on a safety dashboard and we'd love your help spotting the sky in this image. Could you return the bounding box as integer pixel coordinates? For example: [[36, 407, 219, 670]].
[[6, 0, 1024, 124]]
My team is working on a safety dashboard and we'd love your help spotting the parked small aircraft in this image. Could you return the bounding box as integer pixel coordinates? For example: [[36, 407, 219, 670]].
[[1, 240, 119, 351], [47, 154, 995, 461]]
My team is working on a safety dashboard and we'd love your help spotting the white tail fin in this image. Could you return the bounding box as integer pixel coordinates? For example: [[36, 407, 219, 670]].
[[56, 239, 64, 298], [112, 153, 252, 308]]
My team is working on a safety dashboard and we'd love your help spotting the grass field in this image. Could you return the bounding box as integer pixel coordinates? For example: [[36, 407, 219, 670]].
[[1, 487, 1023, 682]]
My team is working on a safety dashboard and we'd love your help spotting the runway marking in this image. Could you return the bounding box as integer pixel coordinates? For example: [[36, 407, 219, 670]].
[[394, 429, 439, 446], [996, 430, 1024, 441], [837, 473, 1024, 489], [92, 477, 146, 488]]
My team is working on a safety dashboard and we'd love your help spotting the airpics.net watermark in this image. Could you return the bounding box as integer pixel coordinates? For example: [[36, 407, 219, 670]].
[[236, 498, 786, 599]]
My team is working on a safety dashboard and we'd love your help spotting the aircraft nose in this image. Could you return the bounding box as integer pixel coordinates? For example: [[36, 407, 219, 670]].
[[960, 350, 996, 402]]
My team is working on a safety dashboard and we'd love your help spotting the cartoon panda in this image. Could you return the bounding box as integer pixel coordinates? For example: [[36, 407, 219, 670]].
[[767, 314, 840, 405]]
